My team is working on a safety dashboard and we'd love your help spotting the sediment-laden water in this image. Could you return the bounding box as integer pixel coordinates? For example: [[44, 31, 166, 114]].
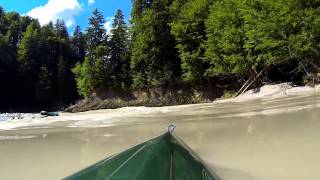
[[0, 87, 320, 180]]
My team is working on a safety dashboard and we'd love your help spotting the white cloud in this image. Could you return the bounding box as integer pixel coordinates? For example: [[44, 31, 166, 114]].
[[66, 20, 74, 27], [88, 0, 95, 5], [104, 17, 114, 34], [27, 0, 82, 27]]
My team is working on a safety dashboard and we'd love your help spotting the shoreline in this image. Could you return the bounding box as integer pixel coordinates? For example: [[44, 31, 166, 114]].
[[1, 82, 319, 118], [217, 82, 320, 103], [65, 82, 320, 113], [0, 82, 319, 131]]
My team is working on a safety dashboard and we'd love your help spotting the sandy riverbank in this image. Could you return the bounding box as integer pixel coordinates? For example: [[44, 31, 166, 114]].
[[216, 82, 320, 102]]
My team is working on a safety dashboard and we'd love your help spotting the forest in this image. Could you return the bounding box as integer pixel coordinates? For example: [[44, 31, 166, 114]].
[[1, 0, 320, 112]]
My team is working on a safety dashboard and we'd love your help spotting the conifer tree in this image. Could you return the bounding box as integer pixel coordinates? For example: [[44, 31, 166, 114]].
[[55, 19, 69, 41], [86, 9, 106, 56], [17, 21, 42, 103], [36, 65, 53, 105], [170, 0, 213, 81], [73, 9, 108, 96], [18, 21, 41, 77], [205, 0, 248, 76], [0, 26, 17, 108], [57, 55, 78, 103], [131, 0, 180, 89], [0, 6, 5, 34], [72, 25, 86, 63], [108, 9, 131, 91]]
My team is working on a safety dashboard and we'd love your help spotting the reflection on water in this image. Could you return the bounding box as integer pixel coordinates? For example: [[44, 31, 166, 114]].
[[0, 93, 320, 180]]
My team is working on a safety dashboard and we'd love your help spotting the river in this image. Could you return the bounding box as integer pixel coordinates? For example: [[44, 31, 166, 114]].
[[0, 89, 320, 180]]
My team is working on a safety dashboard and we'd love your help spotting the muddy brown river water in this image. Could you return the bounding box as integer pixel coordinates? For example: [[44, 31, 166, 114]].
[[0, 92, 320, 180]]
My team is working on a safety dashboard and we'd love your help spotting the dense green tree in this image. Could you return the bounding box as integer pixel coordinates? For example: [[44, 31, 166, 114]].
[[205, 0, 249, 76], [39, 22, 58, 72], [73, 9, 108, 96], [5, 12, 22, 47], [17, 21, 42, 104], [54, 20, 79, 103], [285, 0, 320, 64], [0, 7, 79, 109], [72, 25, 86, 63], [0, 31, 17, 108], [205, 0, 320, 80], [170, 0, 213, 81], [0, 6, 6, 34], [72, 61, 91, 97], [2, 2, 320, 110], [57, 56, 78, 103], [86, 9, 106, 55], [108, 9, 131, 91], [131, 0, 153, 18], [73, 56, 105, 96], [17, 18, 79, 107], [131, 0, 180, 89], [36, 65, 54, 105], [0, 12, 25, 100], [240, 0, 291, 77], [55, 19, 69, 40], [0, 10, 20, 107], [18, 21, 41, 75]]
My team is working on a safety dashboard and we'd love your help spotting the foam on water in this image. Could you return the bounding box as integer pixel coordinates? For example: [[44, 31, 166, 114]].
[[0, 135, 37, 140]]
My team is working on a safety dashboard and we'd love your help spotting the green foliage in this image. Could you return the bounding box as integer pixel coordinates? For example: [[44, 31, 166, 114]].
[[73, 9, 132, 95], [58, 56, 78, 103], [72, 26, 86, 63], [131, 0, 180, 89], [0, 6, 6, 34], [4, 12, 22, 47], [2, 1, 320, 110], [170, 0, 213, 81], [72, 56, 105, 96], [86, 9, 106, 56], [0, 29, 18, 107], [55, 19, 69, 40], [16, 22, 41, 104], [0, 6, 79, 109], [204, 0, 320, 79], [205, 0, 249, 76], [36, 65, 54, 105], [18, 22, 41, 75], [72, 9, 111, 96], [131, 0, 153, 19], [108, 9, 131, 91], [17, 19, 79, 105], [285, 0, 320, 63], [72, 62, 90, 97]]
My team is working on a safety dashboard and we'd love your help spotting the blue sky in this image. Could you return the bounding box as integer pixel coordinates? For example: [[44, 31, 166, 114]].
[[0, 0, 131, 33]]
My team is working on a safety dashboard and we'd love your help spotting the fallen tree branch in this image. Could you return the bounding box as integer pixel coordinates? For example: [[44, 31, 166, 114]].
[[236, 78, 251, 96], [236, 70, 264, 97]]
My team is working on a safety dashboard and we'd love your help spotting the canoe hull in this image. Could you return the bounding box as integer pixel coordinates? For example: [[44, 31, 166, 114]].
[[64, 132, 218, 180]]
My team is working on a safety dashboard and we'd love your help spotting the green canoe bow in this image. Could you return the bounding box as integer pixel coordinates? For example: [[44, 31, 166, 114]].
[[64, 131, 218, 180]]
